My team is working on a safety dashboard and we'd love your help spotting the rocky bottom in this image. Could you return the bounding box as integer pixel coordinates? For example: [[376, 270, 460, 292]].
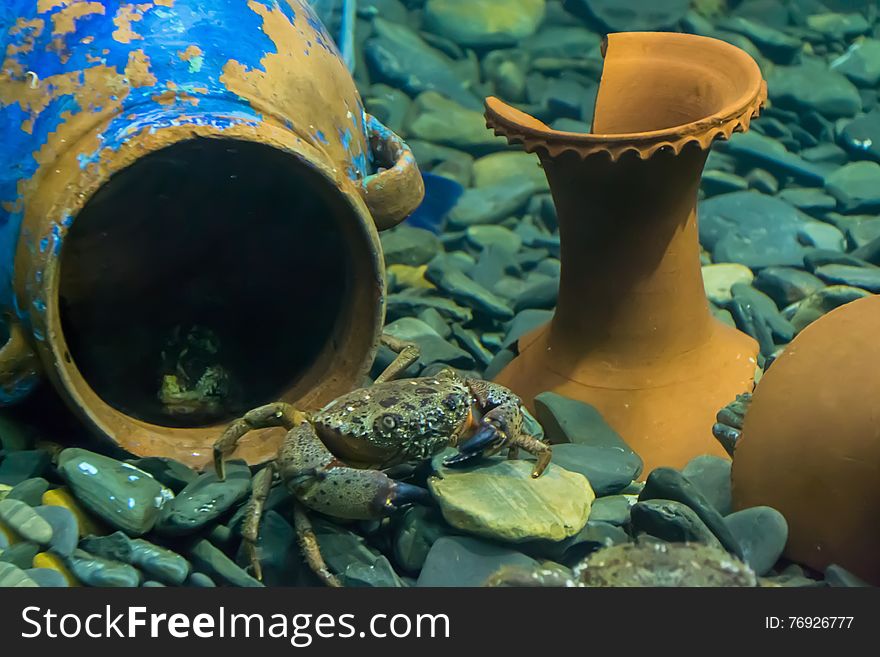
[[0, 390, 871, 588]]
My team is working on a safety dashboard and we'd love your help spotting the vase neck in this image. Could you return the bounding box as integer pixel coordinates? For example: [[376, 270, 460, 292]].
[[543, 146, 713, 366]]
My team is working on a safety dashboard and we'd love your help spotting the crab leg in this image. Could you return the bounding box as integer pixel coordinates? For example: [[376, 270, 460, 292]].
[[374, 334, 421, 384], [213, 402, 308, 480], [240, 463, 275, 581], [292, 502, 342, 588]]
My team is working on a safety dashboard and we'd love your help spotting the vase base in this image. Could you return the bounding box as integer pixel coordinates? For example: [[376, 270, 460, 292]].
[[494, 319, 759, 476]]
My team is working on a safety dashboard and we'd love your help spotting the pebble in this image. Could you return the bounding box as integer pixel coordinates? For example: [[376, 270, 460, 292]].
[[447, 177, 539, 227], [188, 539, 263, 588], [587, 495, 632, 527], [393, 507, 453, 573], [364, 20, 480, 110], [32, 505, 78, 557], [155, 460, 250, 535], [700, 191, 844, 268], [831, 38, 880, 87], [186, 572, 216, 587], [814, 263, 880, 292], [32, 552, 78, 586], [425, 261, 514, 319], [0, 498, 53, 544], [0, 450, 50, 486], [753, 267, 826, 307], [423, 0, 546, 48], [839, 109, 880, 163], [630, 499, 724, 548], [41, 487, 106, 537], [313, 518, 406, 587], [768, 60, 862, 118], [789, 285, 872, 331], [66, 549, 142, 587], [406, 92, 506, 151], [417, 536, 537, 587], [825, 564, 872, 587], [702, 263, 754, 304], [0, 561, 38, 587], [382, 226, 443, 267], [639, 468, 743, 558], [25, 567, 69, 587], [681, 455, 733, 516], [724, 506, 788, 576], [0, 541, 39, 568], [574, 0, 690, 31], [127, 457, 199, 494], [6, 477, 49, 506], [57, 448, 174, 536], [80, 532, 191, 585], [429, 457, 593, 542], [825, 161, 880, 212], [533, 393, 643, 495]]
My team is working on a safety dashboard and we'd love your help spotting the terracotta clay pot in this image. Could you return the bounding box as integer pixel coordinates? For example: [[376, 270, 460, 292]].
[[0, 1, 423, 468], [486, 32, 766, 474], [732, 295, 880, 585]]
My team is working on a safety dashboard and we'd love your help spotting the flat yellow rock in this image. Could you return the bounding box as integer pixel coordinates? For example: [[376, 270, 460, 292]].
[[42, 488, 107, 537], [33, 552, 79, 586], [429, 459, 595, 543], [388, 264, 435, 289]]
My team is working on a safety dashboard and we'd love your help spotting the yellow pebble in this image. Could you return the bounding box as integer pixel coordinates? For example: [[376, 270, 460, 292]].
[[0, 521, 20, 546], [42, 488, 107, 537], [388, 264, 435, 290], [0, 483, 12, 501], [33, 552, 79, 587]]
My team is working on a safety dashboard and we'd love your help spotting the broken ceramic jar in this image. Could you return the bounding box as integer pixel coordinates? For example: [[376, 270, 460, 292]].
[[488, 32, 766, 474], [0, 0, 423, 468]]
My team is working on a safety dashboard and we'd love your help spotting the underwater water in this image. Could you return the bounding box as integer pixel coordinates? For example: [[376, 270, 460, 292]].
[[1, 0, 879, 589]]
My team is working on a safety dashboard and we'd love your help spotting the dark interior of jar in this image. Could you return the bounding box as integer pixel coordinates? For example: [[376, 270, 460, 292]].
[[59, 138, 350, 428]]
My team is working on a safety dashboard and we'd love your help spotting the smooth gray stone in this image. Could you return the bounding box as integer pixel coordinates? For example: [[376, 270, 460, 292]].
[[417, 536, 537, 587], [188, 539, 263, 588], [631, 499, 724, 549], [814, 263, 880, 292], [186, 572, 216, 587], [753, 267, 826, 307], [127, 457, 199, 494], [825, 564, 872, 587], [768, 60, 861, 118], [32, 505, 78, 557], [584, 495, 631, 526], [364, 19, 480, 110], [639, 467, 743, 558], [57, 448, 174, 536], [381, 226, 443, 267], [0, 498, 52, 544], [724, 506, 788, 576], [534, 393, 642, 495], [66, 549, 142, 587], [6, 478, 49, 506], [501, 309, 553, 349], [425, 261, 514, 319], [312, 517, 406, 587], [0, 450, 51, 486], [155, 461, 251, 536], [682, 456, 733, 516], [24, 567, 68, 587], [0, 541, 39, 569], [0, 561, 38, 587]]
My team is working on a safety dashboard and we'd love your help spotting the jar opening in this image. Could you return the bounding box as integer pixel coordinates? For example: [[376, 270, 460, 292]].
[[58, 137, 355, 428]]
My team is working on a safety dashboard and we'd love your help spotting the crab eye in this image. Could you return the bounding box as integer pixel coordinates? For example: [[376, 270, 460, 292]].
[[378, 414, 398, 431]]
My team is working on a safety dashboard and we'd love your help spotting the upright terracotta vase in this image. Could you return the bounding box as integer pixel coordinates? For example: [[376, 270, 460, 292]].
[[487, 32, 766, 473]]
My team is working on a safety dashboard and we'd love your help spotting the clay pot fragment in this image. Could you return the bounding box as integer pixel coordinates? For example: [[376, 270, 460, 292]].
[[732, 294, 880, 585]]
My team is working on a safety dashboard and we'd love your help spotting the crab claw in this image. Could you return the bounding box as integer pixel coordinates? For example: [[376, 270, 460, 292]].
[[380, 481, 434, 513], [443, 423, 507, 469]]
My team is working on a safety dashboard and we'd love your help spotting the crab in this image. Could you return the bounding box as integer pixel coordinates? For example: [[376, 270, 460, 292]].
[[213, 335, 552, 586]]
